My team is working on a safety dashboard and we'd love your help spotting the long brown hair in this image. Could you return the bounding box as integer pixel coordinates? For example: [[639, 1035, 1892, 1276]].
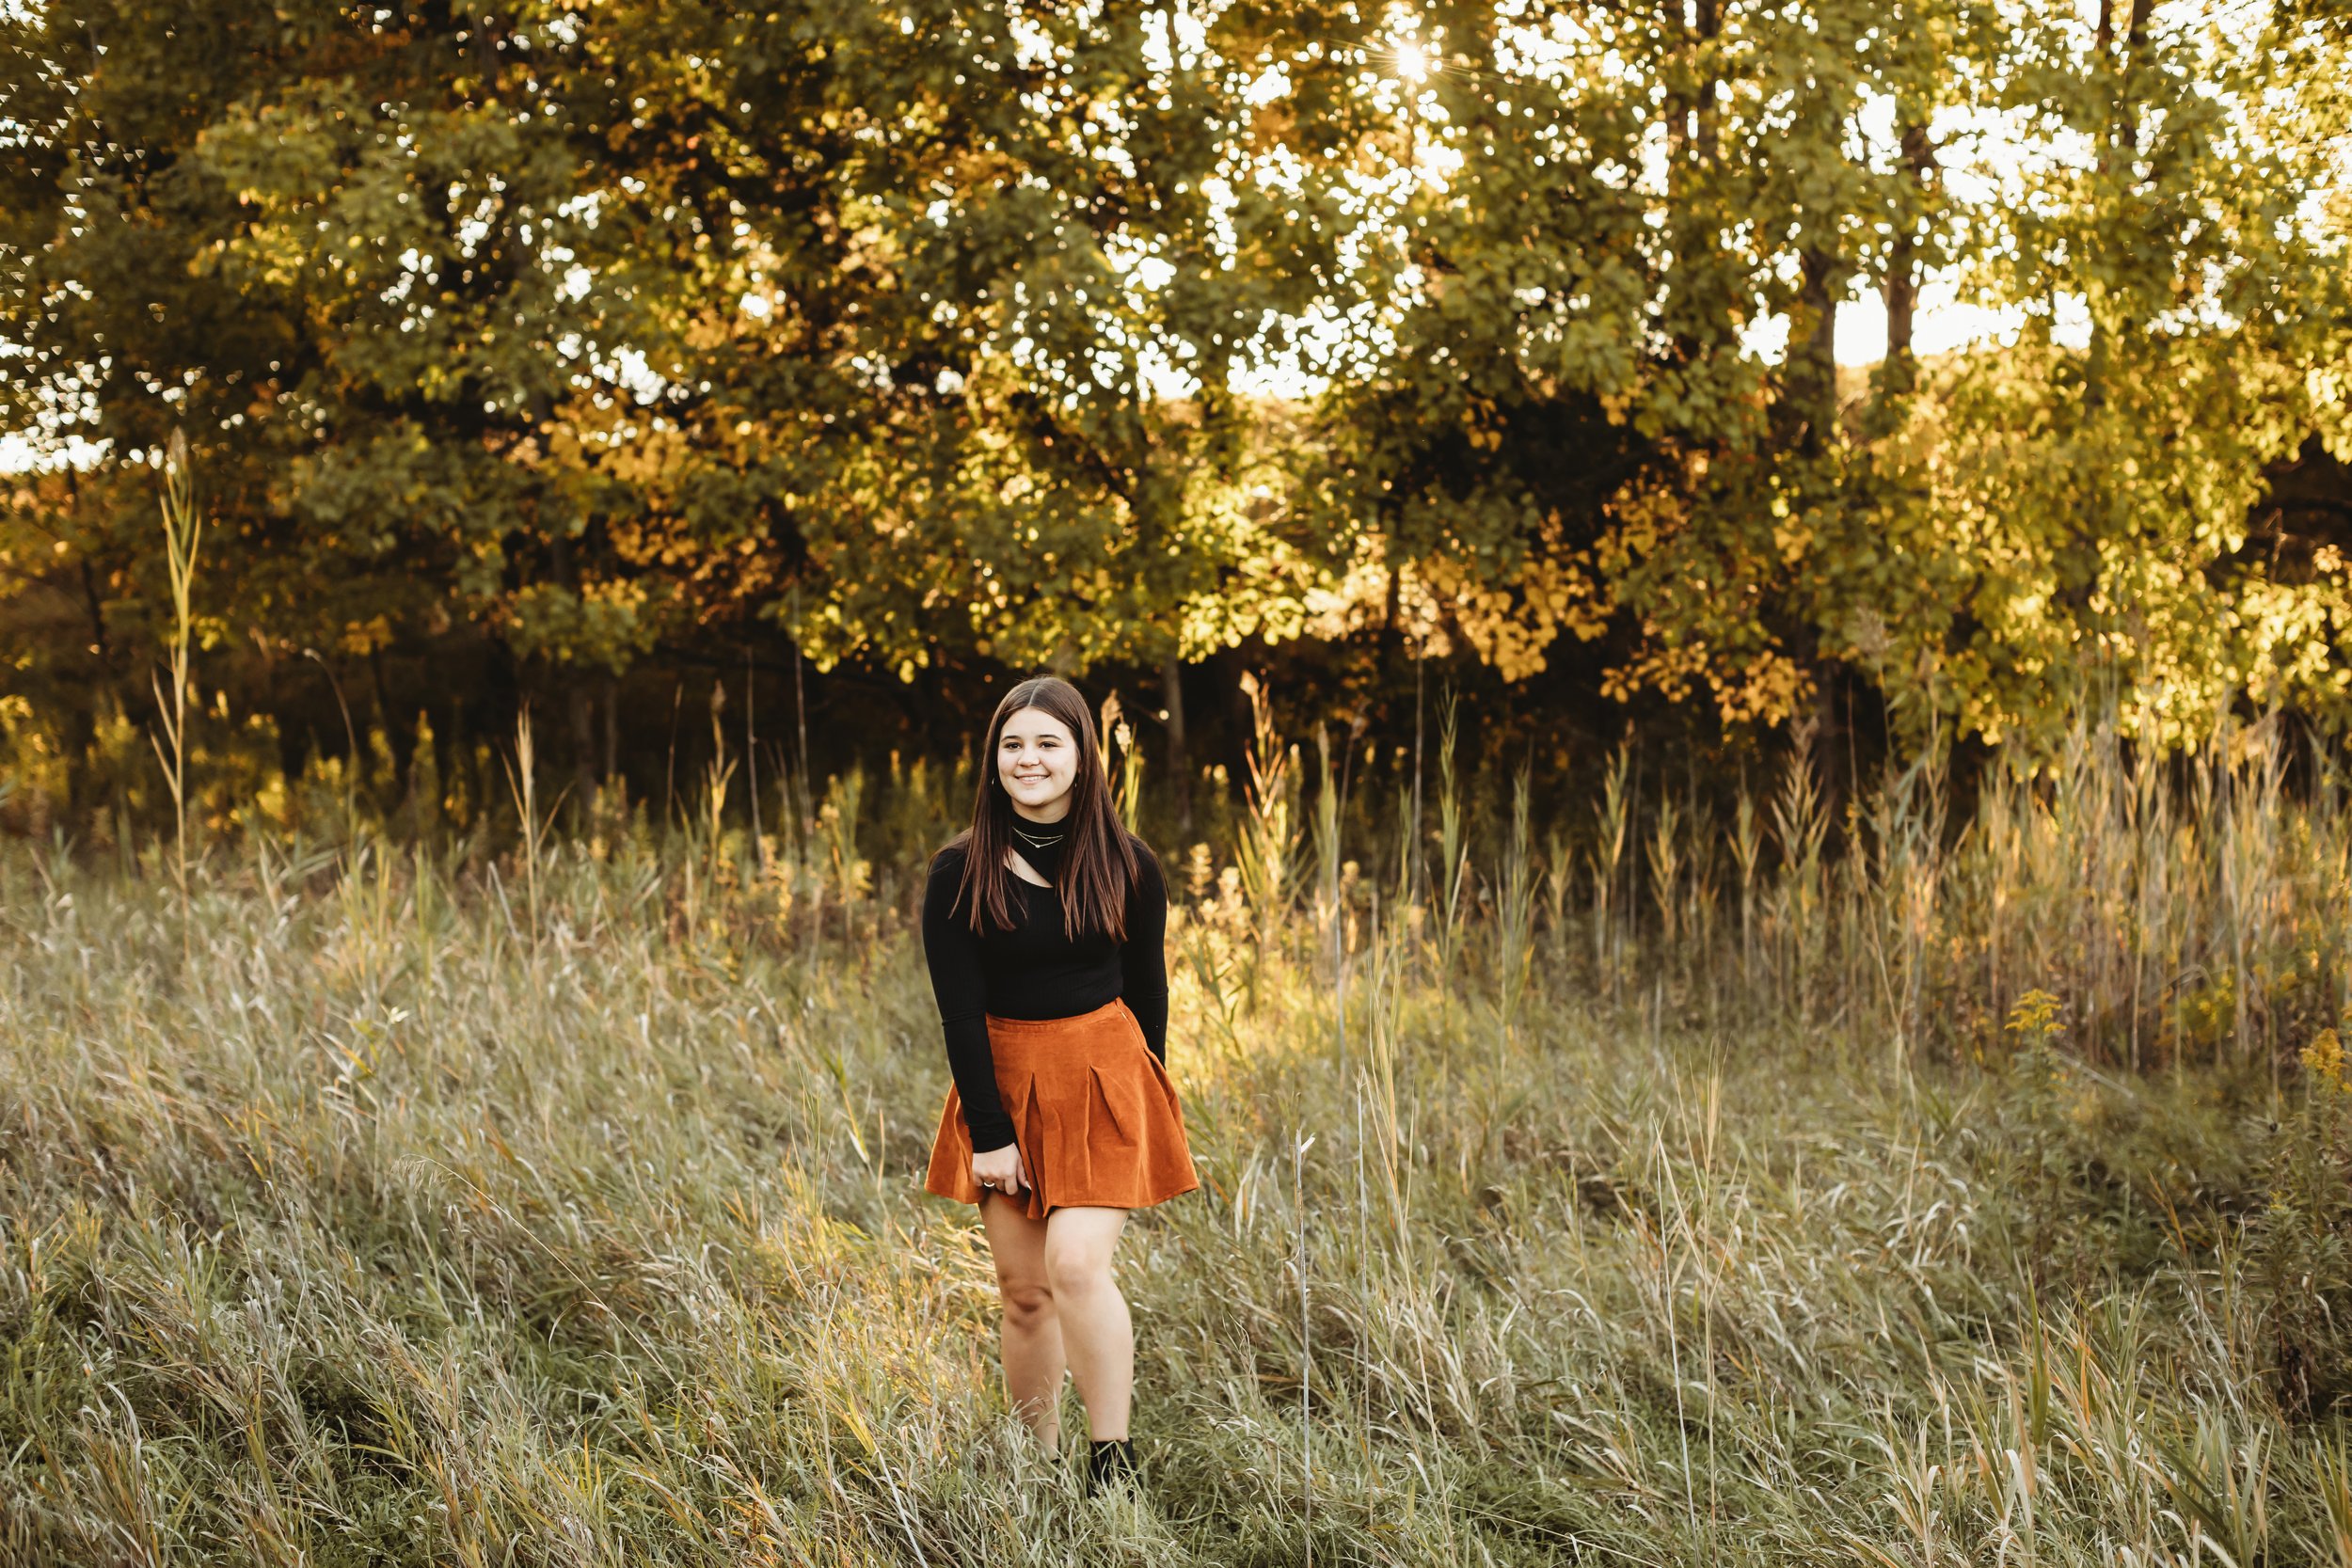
[[935, 674, 1142, 942]]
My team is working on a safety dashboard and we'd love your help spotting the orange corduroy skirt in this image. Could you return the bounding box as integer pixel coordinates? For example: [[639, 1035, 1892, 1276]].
[[923, 997, 1200, 1219]]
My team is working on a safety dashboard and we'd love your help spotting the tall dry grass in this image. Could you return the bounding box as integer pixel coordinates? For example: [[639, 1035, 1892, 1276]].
[[1, 695, 2348, 1564]]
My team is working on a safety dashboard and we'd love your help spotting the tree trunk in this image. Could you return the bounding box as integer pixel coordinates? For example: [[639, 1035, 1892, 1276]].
[[744, 638, 762, 863], [567, 680, 597, 822], [2083, 0, 2153, 420], [603, 670, 621, 805], [433, 689, 459, 827], [1162, 655, 1191, 832], [547, 530, 600, 818], [1872, 117, 1935, 436], [1792, 246, 1839, 451], [1886, 121, 1931, 380], [2071, 0, 2153, 611], [371, 644, 415, 806], [1693, 0, 1721, 167]]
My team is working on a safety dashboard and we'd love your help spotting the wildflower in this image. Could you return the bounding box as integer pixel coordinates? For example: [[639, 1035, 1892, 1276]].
[[2299, 1029, 2347, 1095], [2005, 989, 2062, 1040]]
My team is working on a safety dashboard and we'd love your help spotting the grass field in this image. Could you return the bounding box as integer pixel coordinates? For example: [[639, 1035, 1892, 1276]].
[[5, 714, 2352, 1565]]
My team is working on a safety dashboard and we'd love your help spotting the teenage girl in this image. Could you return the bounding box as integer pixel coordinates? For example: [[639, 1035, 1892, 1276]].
[[919, 674, 1200, 1496]]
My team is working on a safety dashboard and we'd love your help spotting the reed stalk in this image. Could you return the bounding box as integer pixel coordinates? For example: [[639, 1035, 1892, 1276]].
[[1593, 740, 1633, 1000], [1433, 684, 1468, 981], [1233, 669, 1297, 1003], [1646, 793, 1682, 950], [1115, 718, 1145, 836], [146, 428, 202, 958], [1496, 764, 1535, 1038], [1312, 724, 1343, 992]]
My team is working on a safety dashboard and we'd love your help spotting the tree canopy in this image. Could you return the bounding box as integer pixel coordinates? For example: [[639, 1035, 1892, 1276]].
[[3, 0, 2348, 811]]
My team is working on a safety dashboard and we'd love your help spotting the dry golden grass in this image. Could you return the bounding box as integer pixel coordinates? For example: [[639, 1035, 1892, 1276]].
[[2, 704, 2348, 1565]]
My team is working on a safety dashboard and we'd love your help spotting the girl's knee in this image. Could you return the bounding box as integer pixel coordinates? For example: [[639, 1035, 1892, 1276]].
[[1042, 1251, 1112, 1299], [999, 1279, 1055, 1324]]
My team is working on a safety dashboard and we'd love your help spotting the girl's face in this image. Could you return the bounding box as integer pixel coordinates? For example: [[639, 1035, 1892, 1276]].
[[997, 705, 1078, 819]]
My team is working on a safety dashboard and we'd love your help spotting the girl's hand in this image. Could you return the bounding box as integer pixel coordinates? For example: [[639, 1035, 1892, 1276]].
[[971, 1141, 1027, 1196]]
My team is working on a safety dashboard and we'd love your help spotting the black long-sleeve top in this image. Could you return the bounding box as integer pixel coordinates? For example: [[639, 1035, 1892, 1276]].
[[920, 831, 1169, 1154]]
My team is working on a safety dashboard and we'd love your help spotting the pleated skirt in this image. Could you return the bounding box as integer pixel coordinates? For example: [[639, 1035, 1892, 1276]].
[[923, 996, 1200, 1219]]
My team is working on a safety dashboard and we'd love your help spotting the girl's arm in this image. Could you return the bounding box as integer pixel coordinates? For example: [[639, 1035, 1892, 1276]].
[[921, 847, 1017, 1152]]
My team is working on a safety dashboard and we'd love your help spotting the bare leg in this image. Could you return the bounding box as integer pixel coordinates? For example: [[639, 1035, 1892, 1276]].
[[979, 1191, 1064, 1452], [1043, 1206, 1132, 1441]]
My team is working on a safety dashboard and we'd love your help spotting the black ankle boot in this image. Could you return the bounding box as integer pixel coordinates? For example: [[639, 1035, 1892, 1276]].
[[1086, 1436, 1138, 1495]]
